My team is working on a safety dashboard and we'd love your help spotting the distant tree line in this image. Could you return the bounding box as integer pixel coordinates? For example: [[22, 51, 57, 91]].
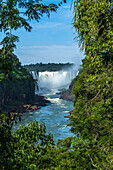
[[23, 63, 74, 72]]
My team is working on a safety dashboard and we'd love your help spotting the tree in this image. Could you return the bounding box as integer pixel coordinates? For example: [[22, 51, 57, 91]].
[[0, 0, 58, 78], [0, 0, 58, 50], [69, 0, 113, 169], [0, 113, 55, 169], [0, 0, 67, 78], [73, 0, 113, 67]]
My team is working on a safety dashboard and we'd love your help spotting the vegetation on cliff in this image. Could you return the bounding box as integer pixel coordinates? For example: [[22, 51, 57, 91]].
[[69, 0, 113, 168], [0, 52, 35, 112]]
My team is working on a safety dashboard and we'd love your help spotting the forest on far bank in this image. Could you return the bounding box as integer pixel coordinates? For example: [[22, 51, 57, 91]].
[[23, 63, 74, 72]]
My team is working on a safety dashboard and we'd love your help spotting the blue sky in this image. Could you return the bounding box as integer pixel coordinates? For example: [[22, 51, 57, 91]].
[[14, 0, 84, 67]]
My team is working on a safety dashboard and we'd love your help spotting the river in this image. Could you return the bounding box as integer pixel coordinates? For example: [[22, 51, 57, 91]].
[[12, 90, 74, 143]]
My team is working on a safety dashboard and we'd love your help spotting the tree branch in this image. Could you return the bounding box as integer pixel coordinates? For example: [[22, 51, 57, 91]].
[[88, 90, 101, 103], [88, 154, 99, 169]]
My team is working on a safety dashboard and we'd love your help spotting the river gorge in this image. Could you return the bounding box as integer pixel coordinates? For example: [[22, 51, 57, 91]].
[[13, 68, 77, 143]]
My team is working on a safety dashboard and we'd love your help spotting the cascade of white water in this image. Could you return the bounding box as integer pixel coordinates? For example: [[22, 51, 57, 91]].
[[30, 71, 40, 93], [30, 68, 77, 94], [38, 69, 77, 93]]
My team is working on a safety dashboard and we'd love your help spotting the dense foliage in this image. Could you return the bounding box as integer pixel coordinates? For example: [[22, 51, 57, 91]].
[[0, 116, 55, 169], [24, 62, 74, 72], [0, 0, 113, 169], [69, 0, 113, 169], [0, 52, 35, 112]]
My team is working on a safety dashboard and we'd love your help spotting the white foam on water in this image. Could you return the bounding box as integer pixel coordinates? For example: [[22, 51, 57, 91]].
[[47, 97, 61, 104]]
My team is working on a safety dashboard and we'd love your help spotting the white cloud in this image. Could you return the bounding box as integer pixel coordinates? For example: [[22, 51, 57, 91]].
[[19, 44, 77, 49], [32, 22, 63, 29], [15, 44, 84, 67]]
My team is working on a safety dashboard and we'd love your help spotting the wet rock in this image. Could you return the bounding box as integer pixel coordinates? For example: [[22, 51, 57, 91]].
[[64, 110, 74, 118], [59, 92, 74, 101]]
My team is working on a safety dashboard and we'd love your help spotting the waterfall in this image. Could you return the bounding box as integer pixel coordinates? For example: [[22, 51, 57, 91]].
[[30, 68, 77, 94], [30, 71, 40, 92]]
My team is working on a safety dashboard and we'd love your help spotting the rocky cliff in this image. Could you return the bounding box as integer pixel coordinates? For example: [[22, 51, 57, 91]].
[[59, 70, 81, 101], [0, 53, 45, 112]]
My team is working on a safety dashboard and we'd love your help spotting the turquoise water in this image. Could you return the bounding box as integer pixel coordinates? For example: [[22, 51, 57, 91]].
[[13, 92, 74, 143]]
